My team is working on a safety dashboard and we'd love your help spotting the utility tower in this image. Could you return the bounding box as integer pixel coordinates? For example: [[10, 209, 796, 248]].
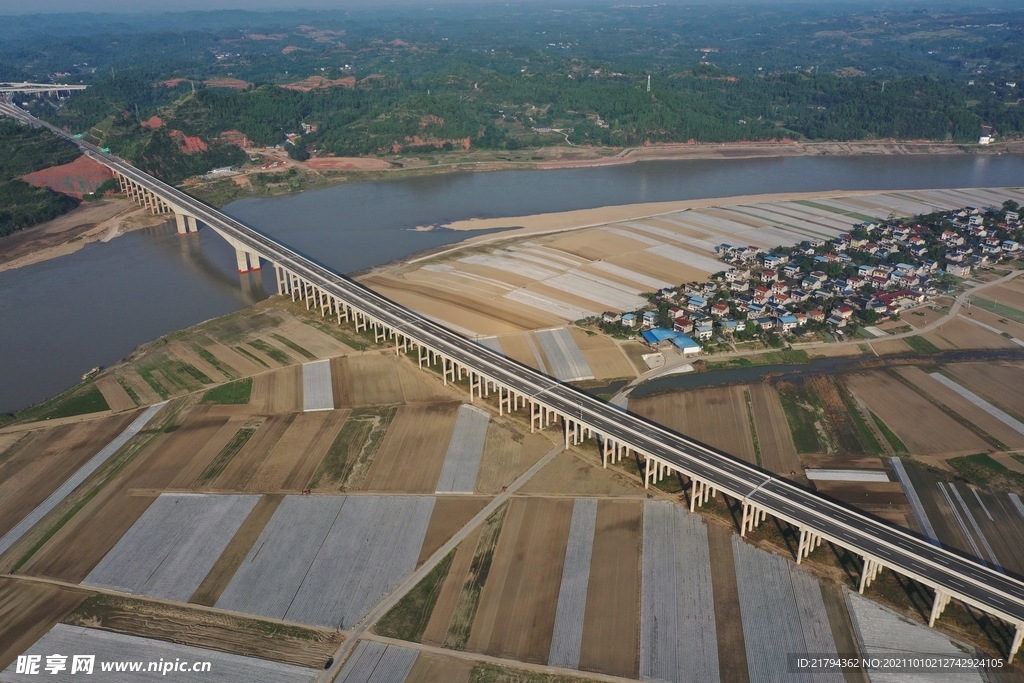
[[647, 74, 651, 92]]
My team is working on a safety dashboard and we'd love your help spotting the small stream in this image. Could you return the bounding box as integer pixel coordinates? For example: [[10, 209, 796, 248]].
[[629, 347, 1024, 398]]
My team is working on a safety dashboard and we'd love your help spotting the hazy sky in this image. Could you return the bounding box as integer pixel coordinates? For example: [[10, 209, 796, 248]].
[[0, 0, 1008, 14]]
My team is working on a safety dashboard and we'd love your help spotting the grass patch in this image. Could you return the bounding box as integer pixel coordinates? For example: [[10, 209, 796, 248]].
[[66, 593, 330, 643], [202, 377, 253, 404], [444, 504, 507, 650], [703, 349, 808, 371], [271, 333, 316, 360], [197, 421, 260, 485], [947, 453, 1024, 493], [904, 335, 941, 354], [776, 383, 822, 453], [136, 366, 169, 399], [116, 377, 140, 405], [35, 385, 109, 420], [190, 342, 235, 379], [744, 389, 763, 468], [234, 345, 269, 368], [870, 411, 909, 455], [375, 550, 455, 642], [469, 663, 593, 683], [309, 406, 397, 489], [301, 318, 367, 351], [970, 296, 1024, 324], [839, 387, 883, 456], [249, 339, 292, 364]]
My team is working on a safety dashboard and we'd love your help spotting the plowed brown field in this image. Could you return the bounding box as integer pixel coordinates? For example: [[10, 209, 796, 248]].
[[475, 423, 553, 494], [747, 384, 801, 476], [403, 650, 473, 683], [362, 403, 460, 493], [418, 497, 491, 566], [246, 410, 349, 492], [251, 365, 302, 413], [345, 355, 406, 405], [0, 578, 89, 671], [944, 362, 1024, 421], [468, 497, 573, 663], [0, 413, 137, 541], [631, 386, 757, 463], [422, 527, 484, 647], [578, 499, 642, 678], [896, 367, 1024, 449], [95, 375, 136, 413], [844, 372, 988, 457], [211, 414, 294, 490]]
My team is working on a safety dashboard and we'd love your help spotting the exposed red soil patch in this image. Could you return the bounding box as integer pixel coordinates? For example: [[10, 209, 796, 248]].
[[305, 157, 392, 170], [169, 130, 208, 153], [20, 156, 114, 198], [219, 130, 253, 148], [389, 136, 471, 153], [161, 78, 191, 88], [281, 75, 356, 92], [204, 78, 250, 90], [140, 116, 164, 130], [281, 45, 303, 54], [420, 115, 444, 127]]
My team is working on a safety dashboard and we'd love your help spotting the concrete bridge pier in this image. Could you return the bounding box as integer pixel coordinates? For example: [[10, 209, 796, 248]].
[[928, 588, 951, 627], [859, 556, 884, 594], [1010, 626, 1023, 664], [740, 500, 768, 536], [689, 477, 716, 512], [796, 527, 823, 564]]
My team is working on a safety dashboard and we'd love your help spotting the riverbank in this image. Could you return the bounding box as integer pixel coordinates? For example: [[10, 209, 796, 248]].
[[0, 199, 167, 273], [188, 138, 1024, 208]]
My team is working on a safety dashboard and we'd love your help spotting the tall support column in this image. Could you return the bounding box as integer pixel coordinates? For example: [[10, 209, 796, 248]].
[[174, 213, 188, 235], [859, 557, 884, 594], [234, 248, 250, 274], [1010, 625, 1023, 664], [186, 216, 198, 233], [248, 252, 262, 271], [928, 589, 951, 627], [418, 345, 427, 369]]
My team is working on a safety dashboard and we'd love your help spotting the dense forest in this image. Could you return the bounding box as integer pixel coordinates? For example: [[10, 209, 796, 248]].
[[0, 120, 81, 237], [2, 3, 1023, 181]]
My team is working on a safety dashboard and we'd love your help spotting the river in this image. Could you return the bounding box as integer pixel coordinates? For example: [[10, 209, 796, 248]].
[[2, 153, 1023, 413]]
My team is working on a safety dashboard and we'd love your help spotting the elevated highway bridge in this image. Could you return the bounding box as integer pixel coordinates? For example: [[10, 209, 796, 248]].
[[3, 100, 1023, 662], [0, 82, 87, 96]]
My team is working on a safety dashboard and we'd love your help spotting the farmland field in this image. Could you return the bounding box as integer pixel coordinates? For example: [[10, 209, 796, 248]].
[[895, 367, 1024, 450], [63, 593, 342, 668], [362, 403, 460, 493], [467, 498, 573, 663], [246, 410, 349, 492], [943, 362, 1024, 423], [216, 495, 435, 628], [0, 579, 88, 672], [13, 405, 242, 581], [250, 365, 302, 413], [746, 384, 801, 476], [0, 413, 136, 542], [631, 387, 757, 464], [1, 624, 319, 683], [84, 493, 260, 602], [843, 371, 989, 457], [577, 500, 642, 678]]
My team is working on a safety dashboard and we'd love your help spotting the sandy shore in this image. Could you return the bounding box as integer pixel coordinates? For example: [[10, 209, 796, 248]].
[[404, 188, 902, 264], [0, 200, 167, 273]]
